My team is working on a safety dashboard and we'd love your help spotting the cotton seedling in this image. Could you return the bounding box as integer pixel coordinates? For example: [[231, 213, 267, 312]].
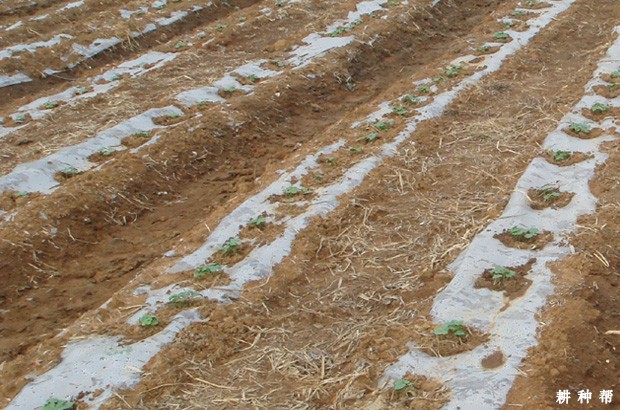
[[503, 20, 515, 28], [239, 16, 246, 22], [74, 86, 90, 95], [390, 105, 409, 116], [478, 45, 491, 53], [14, 114, 26, 123], [539, 185, 560, 201], [139, 314, 159, 327], [98, 147, 116, 156], [215, 24, 227, 32], [110, 74, 121, 81], [444, 64, 462, 78], [491, 266, 516, 284], [42, 101, 59, 109], [363, 132, 380, 143], [59, 166, 80, 177], [283, 185, 311, 197], [417, 85, 430, 93], [512, 10, 527, 17], [401, 94, 420, 104], [329, 27, 347, 37], [551, 150, 571, 161], [246, 74, 259, 83], [569, 122, 591, 134], [508, 226, 539, 240], [373, 120, 392, 131], [432, 77, 445, 83], [326, 156, 337, 164], [223, 86, 237, 93], [43, 398, 74, 410], [591, 103, 609, 114], [393, 378, 413, 391], [611, 70, 620, 78], [220, 237, 242, 256], [249, 215, 267, 228], [193, 262, 222, 278], [349, 147, 363, 154], [493, 32, 510, 40], [168, 290, 201, 307], [175, 41, 186, 49], [433, 320, 467, 337]]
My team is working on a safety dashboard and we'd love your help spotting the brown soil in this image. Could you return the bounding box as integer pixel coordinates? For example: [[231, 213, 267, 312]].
[[495, 229, 554, 250], [564, 125, 605, 139], [504, 139, 620, 409], [592, 83, 620, 99], [527, 187, 575, 210], [543, 150, 591, 167], [581, 105, 620, 121], [474, 260, 534, 299], [416, 321, 489, 357]]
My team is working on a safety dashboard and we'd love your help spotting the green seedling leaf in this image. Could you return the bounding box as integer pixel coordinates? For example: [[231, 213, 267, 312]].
[[390, 105, 409, 116], [402, 94, 420, 104], [283, 185, 311, 197], [508, 226, 539, 240], [326, 156, 337, 164], [387, 1, 399, 6], [247, 74, 259, 83], [493, 32, 510, 40], [110, 74, 121, 81], [591, 103, 609, 113], [569, 122, 591, 134], [611, 70, 620, 78], [60, 166, 80, 177], [220, 237, 242, 256], [512, 10, 527, 16], [539, 185, 561, 202], [433, 320, 467, 337], [139, 314, 159, 327], [223, 86, 237, 93], [364, 132, 380, 143], [478, 45, 490, 53], [329, 27, 347, 37], [168, 290, 201, 306], [249, 215, 267, 228], [551, 150, 571, 162], [99, 147, 116, 156], [503, 20, 515, 28], [444, 64, 462, 78], [175, 41, 186, 49], [43, 398, 75, 410], [194, 263, 222, 278], [432, 76, 445, 83], [14, 114, 26, 123], [74, 86, 90, 95], [215, 24, 227, 31], [394, 378, 413, 391], [491, 266, 516, 283], [42, 101, 59, 109], [374, 120, 393, 131], [349, 147, 363, 154], [417, 85, 430, 93]]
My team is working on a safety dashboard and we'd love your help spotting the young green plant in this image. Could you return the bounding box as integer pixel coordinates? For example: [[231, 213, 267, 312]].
[[194, 262, 223, 278], [433, 320, 467, 337], [508, 226, 539, 240], [220, 237, 242, 256], [490, 266, 516, 284], [168, 290, 201, 307], [139, 314, 159, 327]]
